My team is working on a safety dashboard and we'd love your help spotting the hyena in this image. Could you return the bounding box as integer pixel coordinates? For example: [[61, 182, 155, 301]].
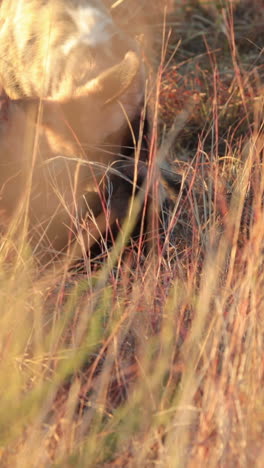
[[0, 0, 148, 264]]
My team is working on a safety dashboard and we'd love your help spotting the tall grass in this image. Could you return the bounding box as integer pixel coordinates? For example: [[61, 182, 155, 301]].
[[0, 0, 264, 466]]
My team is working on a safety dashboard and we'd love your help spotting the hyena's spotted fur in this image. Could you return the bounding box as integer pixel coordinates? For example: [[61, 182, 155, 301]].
[[0, 0, 148, 264]]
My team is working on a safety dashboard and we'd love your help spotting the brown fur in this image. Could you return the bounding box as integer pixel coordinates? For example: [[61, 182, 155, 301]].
[[0, 0, 146, 263]]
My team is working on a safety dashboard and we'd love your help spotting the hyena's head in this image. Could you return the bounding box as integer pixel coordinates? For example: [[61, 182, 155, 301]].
[[0, 0, 145, 110]]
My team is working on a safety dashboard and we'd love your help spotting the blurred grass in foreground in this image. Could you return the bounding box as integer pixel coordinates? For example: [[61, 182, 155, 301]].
[[1, 0, 264, 466]]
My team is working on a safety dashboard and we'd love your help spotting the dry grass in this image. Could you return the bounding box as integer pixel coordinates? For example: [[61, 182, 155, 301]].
[[0, 0, 264, 466]]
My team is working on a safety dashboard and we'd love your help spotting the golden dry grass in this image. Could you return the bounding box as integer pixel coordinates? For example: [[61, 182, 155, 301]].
[[0, 0, 264, 466]]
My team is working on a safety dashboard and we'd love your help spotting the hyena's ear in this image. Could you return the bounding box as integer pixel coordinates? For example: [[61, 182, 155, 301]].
[[54, 51, 140, 104]]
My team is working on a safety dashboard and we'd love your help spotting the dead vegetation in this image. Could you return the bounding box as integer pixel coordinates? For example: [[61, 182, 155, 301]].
[[0, 0, 264, 466]]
